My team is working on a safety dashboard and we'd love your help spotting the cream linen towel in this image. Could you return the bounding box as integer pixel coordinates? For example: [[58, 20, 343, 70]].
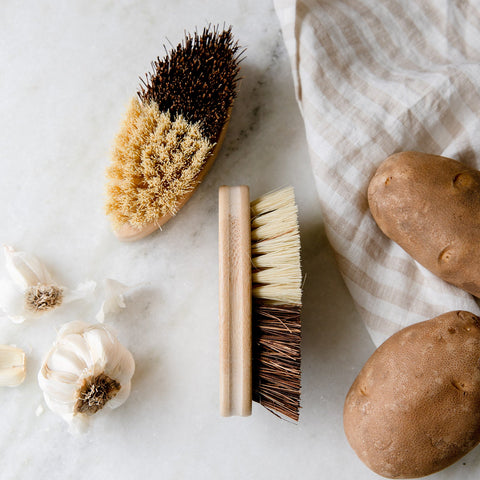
[[274, 0, 480, 346]]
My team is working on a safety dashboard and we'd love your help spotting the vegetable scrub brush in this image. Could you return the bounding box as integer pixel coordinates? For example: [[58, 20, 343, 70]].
[[219, 186, 302, 421], [105, 26, 242, 241]]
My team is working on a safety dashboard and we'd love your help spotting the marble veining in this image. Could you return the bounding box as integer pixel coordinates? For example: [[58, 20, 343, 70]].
[[2, 1, 479, 479]]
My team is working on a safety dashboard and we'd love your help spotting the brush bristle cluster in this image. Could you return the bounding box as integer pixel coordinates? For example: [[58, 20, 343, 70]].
[[139, 25, 242, 143], [250, 187, 302, 421], [106, 26, 241, 228], [106, 98, 213, 227], [252, 303, 301, 421]]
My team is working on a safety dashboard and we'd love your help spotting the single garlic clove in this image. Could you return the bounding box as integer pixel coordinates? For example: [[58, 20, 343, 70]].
[[82, 326, 135, 388], [57, 334, 93, 369], [38, 371, 78, 409], [47, 344, 88, 377], [56, 320, 91, 338], [107, 381, 131, 410], [3, 245, 53, 289], [0, 345, 26, 386]]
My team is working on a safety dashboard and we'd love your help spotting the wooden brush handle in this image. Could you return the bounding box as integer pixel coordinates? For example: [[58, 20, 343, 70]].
[[218, 185, 252, 417]]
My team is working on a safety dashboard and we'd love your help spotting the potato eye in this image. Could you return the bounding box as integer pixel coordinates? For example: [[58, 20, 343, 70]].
[[438, 246, 454, 264], [453, 171, 476, 189]]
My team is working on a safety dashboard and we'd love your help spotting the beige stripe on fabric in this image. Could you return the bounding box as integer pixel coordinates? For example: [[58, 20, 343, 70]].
[[354, 0, 475, 144], [274, 0, 480, 346], [334, 252, 470, 321], [306, 1, 467, 154], [354, 304, 403, 339]]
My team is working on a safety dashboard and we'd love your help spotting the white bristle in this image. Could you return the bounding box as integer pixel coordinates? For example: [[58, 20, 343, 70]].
[[251, 186, 296, 216], [252, 247, 299, 269], [252, 200, 297, 226], [252, 284, 302, 305], [250, 187, 301, 305], [251, 203, 298, 241], [251, 230, 300, 258], [253, 265, 301, 285]]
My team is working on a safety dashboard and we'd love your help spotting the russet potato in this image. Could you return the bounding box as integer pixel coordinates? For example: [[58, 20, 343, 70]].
[[368, 151, 480, 296], [344, 311, 480, 478]]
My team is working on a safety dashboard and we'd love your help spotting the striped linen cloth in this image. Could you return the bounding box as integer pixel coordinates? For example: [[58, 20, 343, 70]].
[[274, 0, 480, 346]]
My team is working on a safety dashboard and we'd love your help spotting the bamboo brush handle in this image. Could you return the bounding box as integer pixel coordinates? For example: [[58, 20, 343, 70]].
[[219, 185, 252, 417]]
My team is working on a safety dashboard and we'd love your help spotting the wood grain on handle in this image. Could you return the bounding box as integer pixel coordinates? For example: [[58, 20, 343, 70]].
[[219, 185, 252, 417]]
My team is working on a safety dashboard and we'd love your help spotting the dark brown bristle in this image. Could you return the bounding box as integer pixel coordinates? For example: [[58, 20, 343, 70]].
[[138, 25, 243, 143], [252, 302, 302, 421]]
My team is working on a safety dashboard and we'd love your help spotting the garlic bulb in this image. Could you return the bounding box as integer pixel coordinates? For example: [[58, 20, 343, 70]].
[[38, 321, 135, 432], [0, 245, 95, 323], [0, 345, 26, 386]]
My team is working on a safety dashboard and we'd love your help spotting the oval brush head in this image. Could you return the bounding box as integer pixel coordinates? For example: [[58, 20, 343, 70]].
[[106, 26, 242, 241]]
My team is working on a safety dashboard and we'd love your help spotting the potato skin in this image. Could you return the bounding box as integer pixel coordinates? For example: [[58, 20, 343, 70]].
[[344, 311, 480, 478], [368, 151, 480, 297]]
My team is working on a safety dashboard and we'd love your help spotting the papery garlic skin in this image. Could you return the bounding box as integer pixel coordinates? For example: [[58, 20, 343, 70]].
[[0, 246, 95, 323], [96, 279, 131, 323], [38, 321, 135, 432], [0, 345, 26, 386]]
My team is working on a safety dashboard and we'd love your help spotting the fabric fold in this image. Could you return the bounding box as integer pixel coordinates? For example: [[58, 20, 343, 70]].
[[274, 0, 480, 346]]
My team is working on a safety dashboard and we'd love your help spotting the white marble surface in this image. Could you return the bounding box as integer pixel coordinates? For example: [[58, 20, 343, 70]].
[[1, 1, 480, 479]]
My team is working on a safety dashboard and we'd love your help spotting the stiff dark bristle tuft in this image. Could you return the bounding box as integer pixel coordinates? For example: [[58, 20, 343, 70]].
[[252, 302, 302, 421], [138, 25, 242, 143]]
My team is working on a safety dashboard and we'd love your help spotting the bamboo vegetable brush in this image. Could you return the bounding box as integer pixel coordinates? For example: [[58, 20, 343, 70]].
[[105, 26, 242, 241], [219, 186, 302, 420]]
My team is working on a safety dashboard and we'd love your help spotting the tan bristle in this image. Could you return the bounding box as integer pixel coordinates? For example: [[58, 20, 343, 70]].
[[250, 187, 302, 421], [105, 98, 213, 228]]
